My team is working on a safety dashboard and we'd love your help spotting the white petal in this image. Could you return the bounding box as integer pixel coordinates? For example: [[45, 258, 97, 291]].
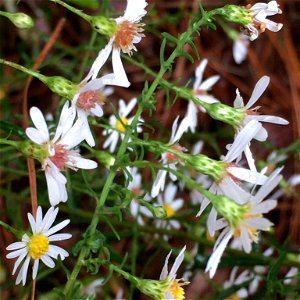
[[91, 104, 104, 117], [196, 197, 210, 217], [85, 40, 113, 82], [26, 128, 47, 144], [164, 183, 177, 202], [250, 115, 289, 125], [247, 217, 273, 230], [172, 199, 184, 211], [160, 250, 172, 280], [168, 246, 186, 281], [172, 117, 189, 142], [112, 47, 130, 87], [228, 167, 267, 185], [123, 98, 137, 117], [254, 168, 282, 202], [240, 226, 252, 253], [225, 120, 262, 162], [193, 59, 207, 90], [41, 254, 55, 268], [12, 252, 27, 275], [29, 107, 49, 142], [68, 155, 97, 170], [16, 256, 30, 286], [52, 102, 76, 143], [45, 219, 70, 236], [6, 241, 26, 251], [48, 245, 69, 260], [151, 170, 167, 197], [6, 248, 28, 259], [45, 169, 67, 206], [60, 119, 88, 149], [205, 231, 232, 278], [123, 0, 148, 22], [41, 207, 59, 232], [199, 75, 220, 91], [265, 20, 283, 32], [252, 200, 277, 214], [245, 76, 270, 109], [233, 89, 244, 108], [48, 233, 72, 242], [32, 259, 39, 279]]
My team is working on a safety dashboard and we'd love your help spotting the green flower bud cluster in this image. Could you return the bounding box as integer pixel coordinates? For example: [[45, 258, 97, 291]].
[[216, 5, 252, 26], [152, 206, 167, 219], [41, 76, 78, 99], [94, 151, 116, 169], [210, 193, 248, 228], [136, 278, 168, 300], [89, 16, 117, 36], [207, 103, 246, 128], [185, 154, 226, 182], [17, 141, 48, 164], [0, 11, 34, 29]]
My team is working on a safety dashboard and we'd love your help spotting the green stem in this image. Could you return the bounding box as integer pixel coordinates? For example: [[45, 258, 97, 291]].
[[50, 0, 91, 23], [0, 220, 21, 238], [0, 58, 47, 82], [0, 138, 19, 147]]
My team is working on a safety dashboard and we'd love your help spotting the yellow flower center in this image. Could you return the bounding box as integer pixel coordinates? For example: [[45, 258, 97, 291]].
[[28, 234, 49, 259], [227, 293, 239, 300], [233, 211, 263, 242], [167, 279, 186, 300], [163, 204, 175, 218], [116, 117, 129, 132]]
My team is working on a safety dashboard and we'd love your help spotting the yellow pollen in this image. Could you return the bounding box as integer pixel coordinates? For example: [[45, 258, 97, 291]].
[[28, 234, 49, 259], [116, 117, 128, 132], [167, 279, 186, 300], [163, 204, 175, 218]]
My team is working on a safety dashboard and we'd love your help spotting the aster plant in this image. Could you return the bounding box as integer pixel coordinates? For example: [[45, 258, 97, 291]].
[[1, 0, 299, 299]]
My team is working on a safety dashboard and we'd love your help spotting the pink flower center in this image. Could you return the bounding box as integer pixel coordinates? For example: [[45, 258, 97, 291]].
[[194, 89, 207, 96], [114, 20, 144, 55], [165, 145, 185, 162], [76, 90, 105, 111], [49, 144, 69, 170]]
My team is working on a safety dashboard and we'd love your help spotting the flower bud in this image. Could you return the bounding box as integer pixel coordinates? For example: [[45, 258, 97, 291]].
[[41, 76, 78, 99], [207, 103, 245, 128], [94, 151, 115, 168], [209, 193, 248, 228], [153, 206, 167, 219], [89, 16, 117, 36], [136, 279, 168, 300], [1, 11, 34, 29], [185, 154, 226, 182], [217, 5, 252, 26], [17, 141, 48, 163]]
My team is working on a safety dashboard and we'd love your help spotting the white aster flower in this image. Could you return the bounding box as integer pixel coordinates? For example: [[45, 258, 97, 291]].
[[186, 59, 220, 132], [234, 76, 289, 141], [151, 117, 190, 197], [144, 183, 183, 239], [72, 73, 115, 147], [245, 1, 283, 41], [233, 33, 250, 64], [87, 0, 148, 87], [6, 206, 71, 286], [205, 168, 282, 278], [26, 103, 98, 206], [197, 120, 268, 236], [159, 246, 188, 300], [103, 98, 143, 153]]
